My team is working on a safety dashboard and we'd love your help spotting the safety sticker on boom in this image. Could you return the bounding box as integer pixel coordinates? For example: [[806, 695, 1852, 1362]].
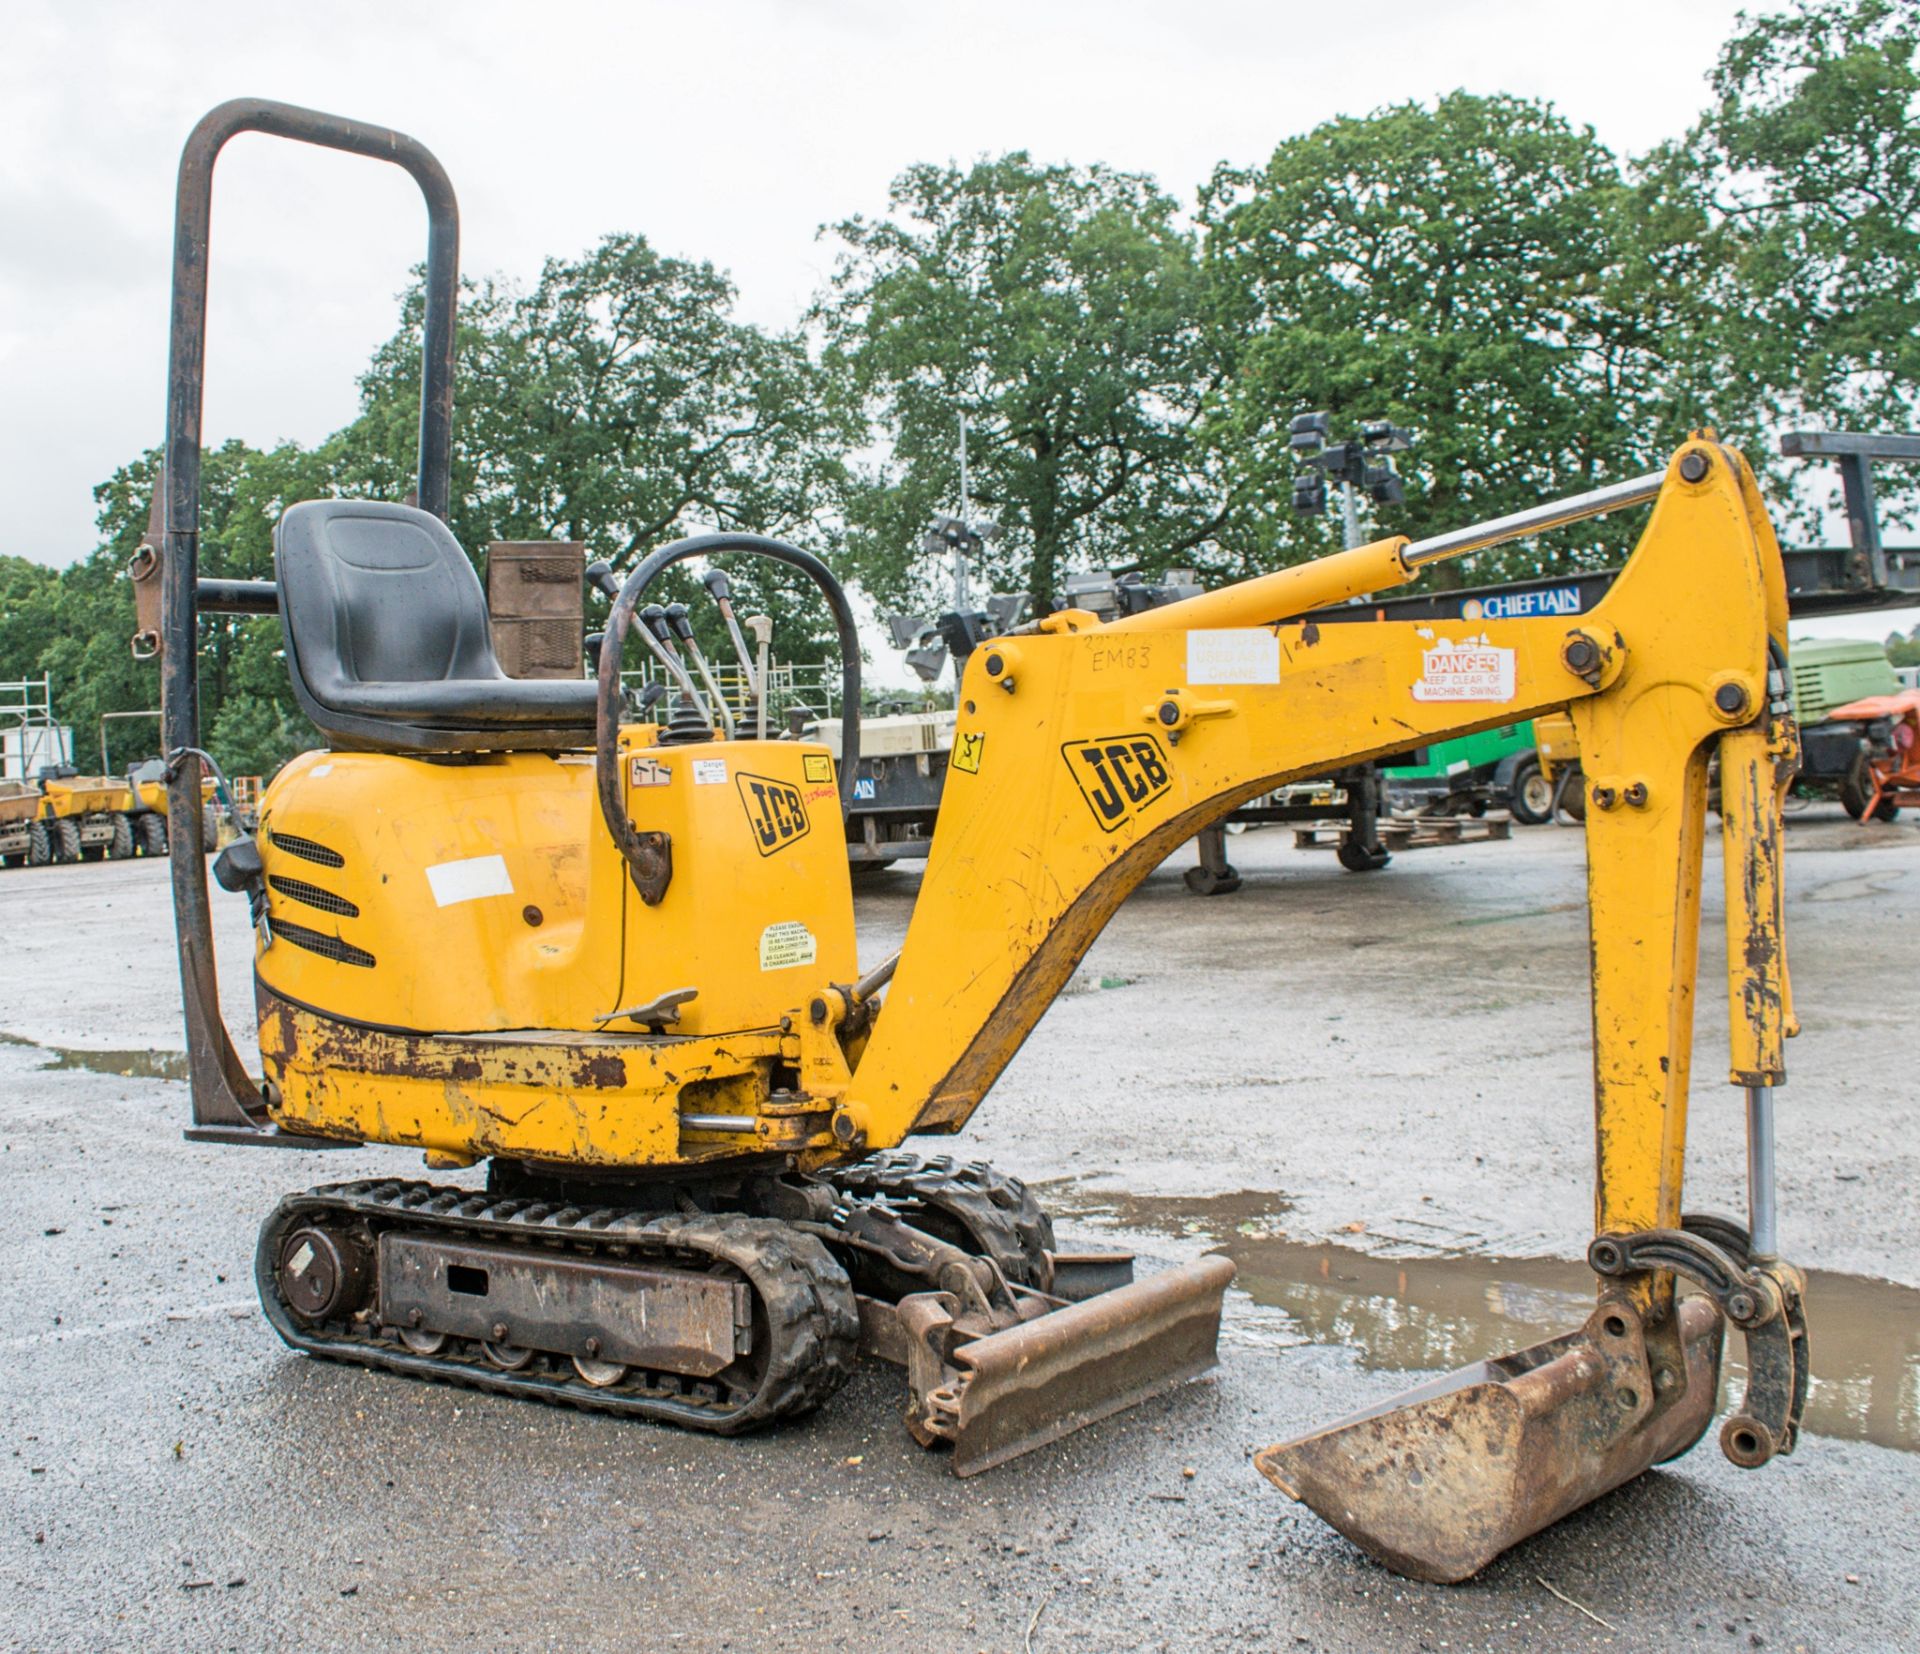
[[737, 773, 811, 856], [1061, 732, 1173, 832], [1412, 634, 1517, 704]]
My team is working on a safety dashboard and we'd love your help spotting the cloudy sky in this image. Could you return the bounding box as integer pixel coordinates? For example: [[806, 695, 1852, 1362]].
[[5, 0, 1766, 566]]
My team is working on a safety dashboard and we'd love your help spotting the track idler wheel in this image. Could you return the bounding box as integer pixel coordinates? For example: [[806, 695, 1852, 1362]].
[[276, 1224, 372, 1324]]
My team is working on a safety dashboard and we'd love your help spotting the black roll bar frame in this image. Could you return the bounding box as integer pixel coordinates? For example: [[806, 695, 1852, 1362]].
[[161, 98, 459, 1138]]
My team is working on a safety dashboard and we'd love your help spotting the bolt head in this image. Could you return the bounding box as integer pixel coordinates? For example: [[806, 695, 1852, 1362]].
[[1714, 682, 1748, 716], [1727, 1290, 1757, 1323], [984, 653, 1003, 677], [1679, 450, 1711, 483], [491, 1322, 509, 1342], [809, 997, 828, 1025], [1158, 701, 1181, 726]]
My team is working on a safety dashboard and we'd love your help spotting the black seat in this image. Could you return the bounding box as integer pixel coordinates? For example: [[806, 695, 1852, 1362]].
[[274, 500, 597, 753]]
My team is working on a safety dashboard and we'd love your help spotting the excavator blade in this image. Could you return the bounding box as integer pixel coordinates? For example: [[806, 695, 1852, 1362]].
[[1254, 1293, 1724, 1583], [947, 1255, 1236, 1476]]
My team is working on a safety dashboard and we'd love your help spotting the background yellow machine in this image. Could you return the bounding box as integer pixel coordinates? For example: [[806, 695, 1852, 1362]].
[[149, 100, 1810, 1585]]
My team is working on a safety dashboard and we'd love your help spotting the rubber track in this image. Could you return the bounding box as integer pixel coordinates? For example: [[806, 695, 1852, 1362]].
[[256, 1179, 859, 1433], [823, 1151, 1056, 1288]]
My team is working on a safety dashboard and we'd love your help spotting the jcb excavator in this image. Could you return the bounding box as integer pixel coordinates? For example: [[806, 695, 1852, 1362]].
[[142, 100, 1810, 1585]]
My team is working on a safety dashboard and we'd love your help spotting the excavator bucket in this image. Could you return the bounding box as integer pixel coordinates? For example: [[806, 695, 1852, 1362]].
[[1255, 1294, 1724, 1583]]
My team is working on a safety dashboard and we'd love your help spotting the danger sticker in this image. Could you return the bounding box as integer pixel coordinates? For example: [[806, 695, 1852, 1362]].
[[1187, 628, 1280, 686], [803, 753, 833, 784], [1413, 636, 1516, 704], [630, 755, 672, 787], [759, 921, 818, 971], [692, 758, 728, 785], [953, 730, 985, 775]]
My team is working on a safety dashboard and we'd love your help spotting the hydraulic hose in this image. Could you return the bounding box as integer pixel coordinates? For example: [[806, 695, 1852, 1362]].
[[595, 534, 863, 894]]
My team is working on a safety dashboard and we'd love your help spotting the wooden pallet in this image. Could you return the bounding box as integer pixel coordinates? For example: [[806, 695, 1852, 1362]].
[[1293, 815, 1512, 853]]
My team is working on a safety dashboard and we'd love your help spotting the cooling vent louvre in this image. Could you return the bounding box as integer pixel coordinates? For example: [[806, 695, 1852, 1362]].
[[274, 919, 376, 969], [268, 829, 345, 869], [267, 874, 359, 918]]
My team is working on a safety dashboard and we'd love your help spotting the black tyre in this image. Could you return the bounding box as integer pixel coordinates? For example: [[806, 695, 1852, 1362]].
[[107, 814, 136, 860], [137, 813, 168, 856], [202, 803, 221, 851], [1508, 755, 1554, 825], [1839, 752, 1893, 822], [1337, 838, 1392, 873], [53, 819, 82, 863], [27, 820, 52, 866], [1183, 863, 1242, 896]]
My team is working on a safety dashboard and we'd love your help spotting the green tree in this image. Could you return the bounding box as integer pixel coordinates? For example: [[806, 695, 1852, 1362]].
[[1650, 0, 1920, 529], [819, 155, 1225, 615], [341, 236, 858, 668], [1200, 92, 1691, 583]]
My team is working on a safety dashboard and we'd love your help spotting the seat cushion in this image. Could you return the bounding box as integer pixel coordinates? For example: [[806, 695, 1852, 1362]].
[[274, 499, 597, 752]]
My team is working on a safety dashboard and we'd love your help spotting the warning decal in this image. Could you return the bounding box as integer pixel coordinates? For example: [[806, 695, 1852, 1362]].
[[1187, 628, 1280, 686], [759, 921, 818, 971], [953, 731, 985, 775], [803, 753, 834, 784], [1412, 635, 1517, 704], [630, 755, 672, 787]]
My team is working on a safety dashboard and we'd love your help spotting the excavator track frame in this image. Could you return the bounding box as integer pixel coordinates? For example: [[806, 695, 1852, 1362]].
[[257, 1180, 860, 1432]]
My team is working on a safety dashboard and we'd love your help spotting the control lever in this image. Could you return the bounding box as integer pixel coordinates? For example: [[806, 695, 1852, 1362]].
[[585, 558, 622, 601], [637, 602, 714, 726], [665, 601, 736, 739], [747, 614, 773, 739], [701, 568, 764, 731]]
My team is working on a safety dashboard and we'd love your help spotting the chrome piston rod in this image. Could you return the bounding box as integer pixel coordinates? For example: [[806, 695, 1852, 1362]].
[[1402, 473, 1663, 568], [1746, 1085, 1779, 1259]]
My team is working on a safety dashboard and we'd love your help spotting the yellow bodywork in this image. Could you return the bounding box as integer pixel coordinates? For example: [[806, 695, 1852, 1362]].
[[257, 735, 855, 1164], [257, 442, 1793, 1278]]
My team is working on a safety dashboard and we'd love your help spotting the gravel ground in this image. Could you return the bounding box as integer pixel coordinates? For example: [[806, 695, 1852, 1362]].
[[1, 805, 1914, 1650]]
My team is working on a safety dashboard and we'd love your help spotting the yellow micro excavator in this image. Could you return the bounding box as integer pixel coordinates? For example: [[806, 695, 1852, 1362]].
[[143, 100, 1810, 1585]]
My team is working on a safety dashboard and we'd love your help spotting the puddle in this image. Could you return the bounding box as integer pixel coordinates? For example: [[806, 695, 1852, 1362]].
[[1049, 1186, 1920, 1455], [0, 1031, 189, 1083]]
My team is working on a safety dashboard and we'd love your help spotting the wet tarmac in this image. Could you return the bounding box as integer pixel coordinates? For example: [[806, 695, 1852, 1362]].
[[3, 813, 1918, 1649], [1046, 1186, 1920, 1457]]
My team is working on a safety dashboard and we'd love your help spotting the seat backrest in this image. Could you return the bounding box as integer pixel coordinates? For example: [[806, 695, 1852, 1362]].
[[275, 499, 505, 697]]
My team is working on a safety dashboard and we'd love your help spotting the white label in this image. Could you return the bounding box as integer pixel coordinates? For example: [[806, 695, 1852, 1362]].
[[692, 759, 728, 786], [630, 755, 672, 788], [425, 853, 515, 907], [758, 921, 818, 971], [1187, 628, 1280, 686], [1413, 636, 1516, 704]]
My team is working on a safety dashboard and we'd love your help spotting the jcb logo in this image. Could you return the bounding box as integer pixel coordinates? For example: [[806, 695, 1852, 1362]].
[[1062, 733, 1173, 832], [737, 773, 811, 856]]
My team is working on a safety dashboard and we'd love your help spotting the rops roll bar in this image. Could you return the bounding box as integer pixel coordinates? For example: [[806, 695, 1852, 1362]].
[[160, 99, 460, 1137]]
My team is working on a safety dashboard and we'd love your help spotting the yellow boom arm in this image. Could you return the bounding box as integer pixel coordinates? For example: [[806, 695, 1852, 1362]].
[[837, 442, 1791, 1282]]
